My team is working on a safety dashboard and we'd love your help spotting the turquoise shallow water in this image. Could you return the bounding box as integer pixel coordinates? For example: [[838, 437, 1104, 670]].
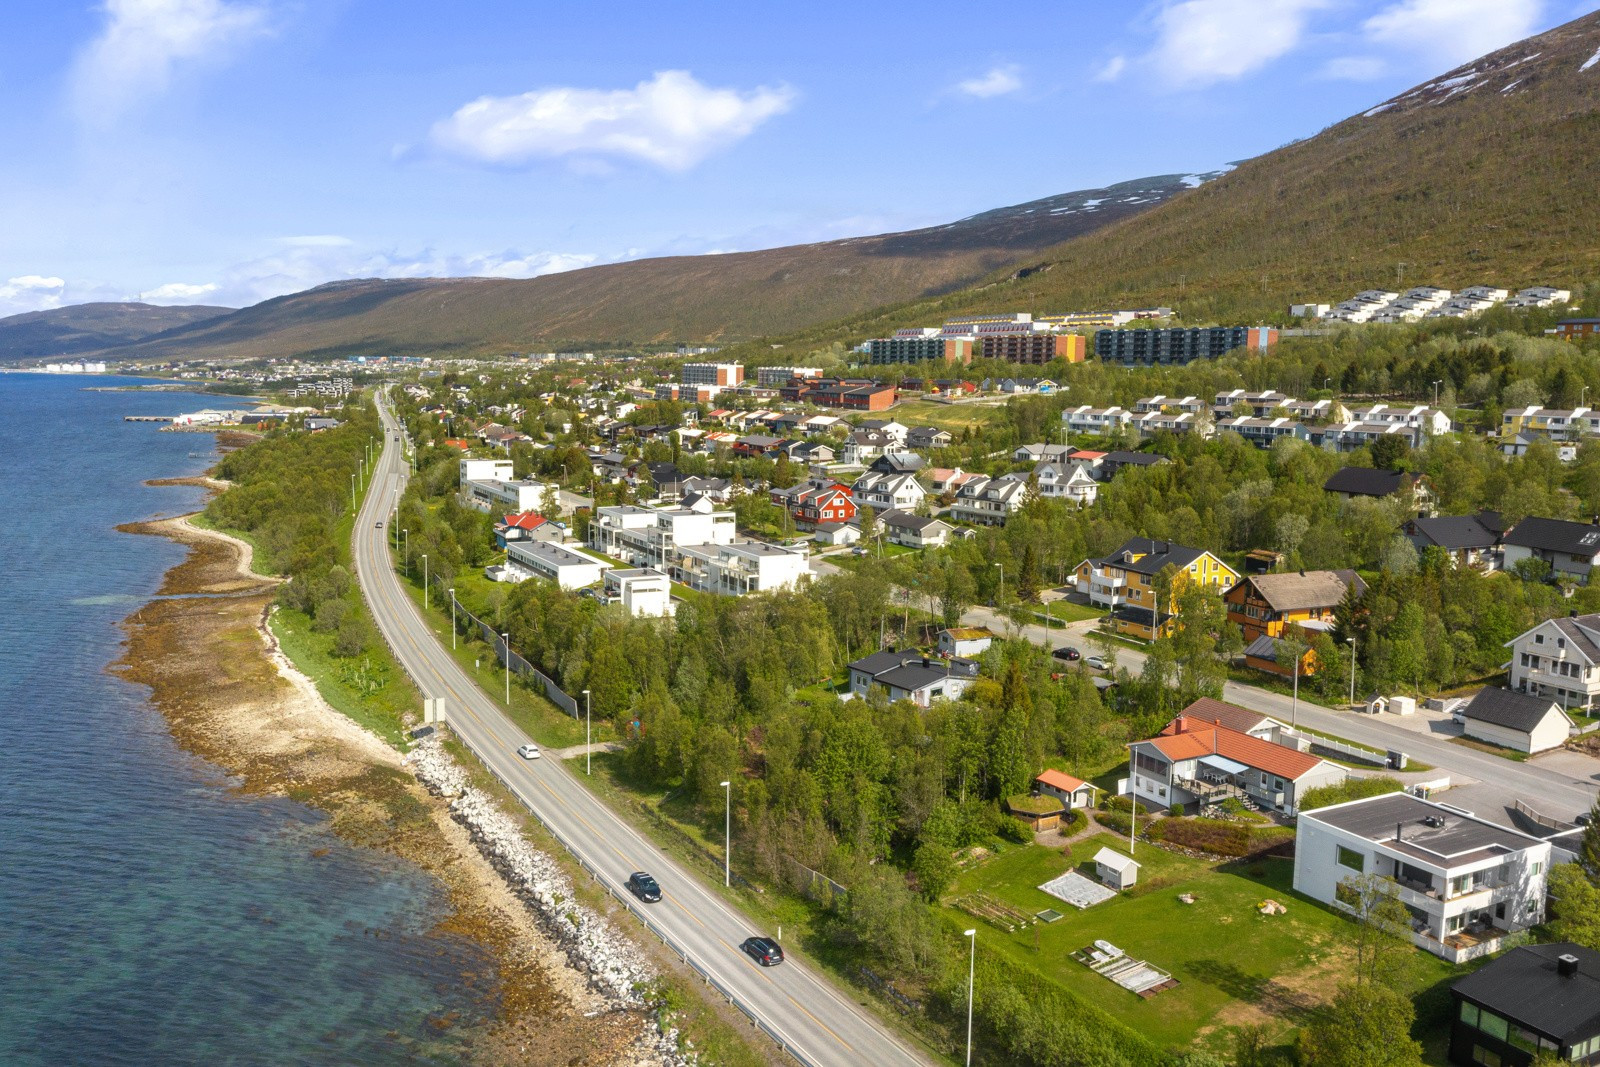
[[0, 374, 494, 1065]]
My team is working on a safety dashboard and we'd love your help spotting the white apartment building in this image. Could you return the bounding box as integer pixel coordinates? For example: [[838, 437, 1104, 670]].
[[463, 477, 547, 513], [602, 568, 675, 617], [588, 503, 736, 570], [498, 540, 611, 590], [950, 473, 1030, 525], [1212, 390, 1296, 418], [460, 458, 515, 483], [1217, 416, 1312, 449], [1133, 395, 1204, 414], [1294, 792, 1551, 962], [1505, 612, 1600, 712], [1319, 421, 1425, 452], [1507, 286, 1572, 308], [1133, 410, 1210, 438], [673, 541, 809, 596]]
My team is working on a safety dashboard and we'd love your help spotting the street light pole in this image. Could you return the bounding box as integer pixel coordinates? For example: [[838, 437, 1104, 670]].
[[449, 588, 457, 649], [503, 632, 511, 706], [1348, 636, 1358, 708], [1432, 379, 1442, 409], [350, 472, 356, 510], [422, 554, 429, 610], [403, 529, 409, 571], [995, 562, 1004, 606], [720, 780, 732, 887], [583, 689, 592, 776], [1291, 650, 1299, 729], [963, 929, 977, 1067]]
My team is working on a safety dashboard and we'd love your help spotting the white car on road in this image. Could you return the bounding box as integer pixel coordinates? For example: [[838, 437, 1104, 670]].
[[517, 744, 541, 760]]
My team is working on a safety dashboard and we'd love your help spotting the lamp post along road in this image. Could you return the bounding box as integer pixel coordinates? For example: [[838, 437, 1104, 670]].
[[503, 632, 511, 706], [720, 780, 732, 887], [583, 689, 592, 776], [963, 929, 977, 1067], [1348, 636, 1358, 707], [449, 588, 457, 650], [422, 554, 429, 610]]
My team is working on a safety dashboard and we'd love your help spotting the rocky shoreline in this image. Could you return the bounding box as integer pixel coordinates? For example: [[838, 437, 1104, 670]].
[[114, 492, 688, 1065]]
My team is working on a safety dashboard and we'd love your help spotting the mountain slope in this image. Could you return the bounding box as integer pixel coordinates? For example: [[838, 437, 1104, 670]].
[[0, 302, 233, 362], [718, 9, 1600, 360], [79, 173, 1226, 363]]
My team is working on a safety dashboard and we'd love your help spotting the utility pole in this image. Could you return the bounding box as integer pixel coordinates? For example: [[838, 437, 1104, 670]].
[[963, 929, 977, 1067], [720, 781, 732, 887]]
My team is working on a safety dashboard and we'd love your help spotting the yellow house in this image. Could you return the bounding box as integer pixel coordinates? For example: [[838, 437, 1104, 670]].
[[1500, 405, 1598, 444], [1073, 538, 1238, 640]]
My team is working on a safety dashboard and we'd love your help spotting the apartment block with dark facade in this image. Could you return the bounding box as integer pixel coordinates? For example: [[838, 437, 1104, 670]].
[[867, 336, 973, 365], [1095, 326, 1278, 366], [978, 333, 1086, 365]]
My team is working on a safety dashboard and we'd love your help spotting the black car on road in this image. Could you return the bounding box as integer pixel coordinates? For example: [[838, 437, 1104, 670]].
[[740, 936, 784, 966], [626, 872, 661, 903], [1052, 646, 1081, 661]]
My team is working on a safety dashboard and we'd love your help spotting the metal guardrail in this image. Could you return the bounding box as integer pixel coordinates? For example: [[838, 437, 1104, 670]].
[[1514, 797, 1576, 831]]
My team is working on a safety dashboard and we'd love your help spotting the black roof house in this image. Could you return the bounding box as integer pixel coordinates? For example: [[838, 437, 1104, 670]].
[[1404, 510, 1504, 551], [1459, 687, 1566, 734], [1451, 942, 1600, 1065], [1504, 516, 1600, 560], [1324, 466, 1412, 498]]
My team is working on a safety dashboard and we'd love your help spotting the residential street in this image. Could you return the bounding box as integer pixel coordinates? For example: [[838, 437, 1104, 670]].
[[813, 557, 1600, 823]]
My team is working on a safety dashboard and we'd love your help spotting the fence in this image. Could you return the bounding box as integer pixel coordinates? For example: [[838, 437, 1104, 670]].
[[783, 854, 849, 906], [1514, 798, 1575, 831], [1286, 729, 1388, 766], [434, 576, 580, 717]]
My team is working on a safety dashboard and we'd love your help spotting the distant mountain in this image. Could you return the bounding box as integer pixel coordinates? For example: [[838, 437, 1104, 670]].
[[71, 172, 1229, 363], [743, 7, 1600, 349], [0, 302, 233, 363]]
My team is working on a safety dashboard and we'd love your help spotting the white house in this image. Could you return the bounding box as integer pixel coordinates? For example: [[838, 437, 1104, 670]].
[[949, 473, 1030, 525], [878, 509, 953, 549], [1034, 769, 1097, 810], [588, 503, 736, 569], [1127, 714, 1344, 816], [847, 649, 980, 706], [1505, 612, 1600, 712], [852, 470, 927, 512], [497, 540, 611, 590], [1293, 792, 1552, 962], [1034, 461, 1099, 506], [602, 567, 675, 617], [1062, 405, 1133, 437], [1456, 687, 1573, 754]]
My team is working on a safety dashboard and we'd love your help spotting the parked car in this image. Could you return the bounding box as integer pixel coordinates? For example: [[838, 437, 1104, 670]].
[[1052, 646, 1080, 662], [740, 936, 784, 967], [517, 744, 541, 760], [1085, 655, 1108, 671], [626, 872, 661, 903], [375, 520, 383, 528], [1450, 708, 1467, 725]]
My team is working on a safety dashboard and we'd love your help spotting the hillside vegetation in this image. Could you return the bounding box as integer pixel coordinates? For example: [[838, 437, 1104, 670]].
[[717, 9, 1600, 366], [0, 301, 232, 361], [82, 176, 1212, 364]]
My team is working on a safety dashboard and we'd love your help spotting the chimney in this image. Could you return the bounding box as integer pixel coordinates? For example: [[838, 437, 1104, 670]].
[[1558, 953, 1580, 978], [922, 656, 931, 669], [1395, 822, 1404, 844]]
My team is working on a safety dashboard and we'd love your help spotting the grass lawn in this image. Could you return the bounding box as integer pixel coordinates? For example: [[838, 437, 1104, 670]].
[[889, 399, 1009, 432], [271, 605, 417, 749], [939, 833, 1460, 1054], [1449, 735, 1530, 762], [1039, 600, 1106, 624]]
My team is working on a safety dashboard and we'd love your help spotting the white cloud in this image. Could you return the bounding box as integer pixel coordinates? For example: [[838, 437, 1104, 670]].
[[1320, 55, 1388, 80], [1361, 0, 1544, 67], [1094, 56, 1128, 83], [1146, 0, 1331, 88], [140, 281, 220, 301], [955, 65, 1023, 98], [71, 0, 269, 121], [430, 70, 795, 171], [0, 276, 69, 316]]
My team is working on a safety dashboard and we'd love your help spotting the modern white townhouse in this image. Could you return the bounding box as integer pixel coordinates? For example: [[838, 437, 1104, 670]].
[[1281, 398, 1352, 423], [673, 540, 809, 596], [1133, 410, 1210, 438], [1319, 421, 1425, 452], [497, 540, 611, 590], [1062, 405, 1133, 437], [1347, 404, 1453, 436], [462, 477, 548, 513], [602, 568, 675, 617], [460, 457, 515, 482], [1216, 416, 1311, 449], [1133, 395, 1204, 414], [1294, 792, 1551, 962], [588, 502, 736, 570], [1212, 390, 1295, 418]]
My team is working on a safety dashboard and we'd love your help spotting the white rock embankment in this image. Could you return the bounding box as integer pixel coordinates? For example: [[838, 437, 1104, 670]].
[[407, 740, 694, 1066]]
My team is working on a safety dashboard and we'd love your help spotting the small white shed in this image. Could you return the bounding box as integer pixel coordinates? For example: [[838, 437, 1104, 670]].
[[1458, 687, 1574, 754], [1094, 847, 1141, 891]]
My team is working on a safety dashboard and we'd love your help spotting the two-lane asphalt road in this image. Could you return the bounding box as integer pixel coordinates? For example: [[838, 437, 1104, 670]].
[[353, 397, 928, 1067]]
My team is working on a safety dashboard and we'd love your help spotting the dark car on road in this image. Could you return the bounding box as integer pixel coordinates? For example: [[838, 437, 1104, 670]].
[[626, 871, 661, 903], [740, 936, 784, 966], [1052, 646, 1080, 662]]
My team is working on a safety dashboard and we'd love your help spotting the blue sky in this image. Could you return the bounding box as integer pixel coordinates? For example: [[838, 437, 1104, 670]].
[[0, 0, 1592, 315]]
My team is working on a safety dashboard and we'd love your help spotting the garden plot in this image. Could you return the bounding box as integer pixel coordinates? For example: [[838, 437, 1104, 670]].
[[1038, 870, 1116, 909]]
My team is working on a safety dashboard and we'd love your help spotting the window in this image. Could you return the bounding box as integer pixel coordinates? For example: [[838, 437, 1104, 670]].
[[1459, 1002, 1479, 1027], [1479, 1011, 1509, 1040], [1336, 846, 1365, 871], [1536, 634, 1545, 644]]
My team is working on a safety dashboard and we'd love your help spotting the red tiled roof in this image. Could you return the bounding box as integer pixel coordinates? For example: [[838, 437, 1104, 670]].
[[1036, 769, 1088, 792], [501, 512, 548, 530], [1171, 698, 1273, 735], [443, 438, 471, 450], [1069, 450, 1107, 460], [1141, 719, 1324, 780]]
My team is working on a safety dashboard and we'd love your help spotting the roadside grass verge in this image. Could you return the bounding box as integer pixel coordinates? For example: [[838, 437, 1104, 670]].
[[269, 606, 416, 749]]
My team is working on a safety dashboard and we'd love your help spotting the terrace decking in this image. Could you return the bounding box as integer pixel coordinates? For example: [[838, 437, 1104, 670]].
[[1074, 941, 1180, 997]]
